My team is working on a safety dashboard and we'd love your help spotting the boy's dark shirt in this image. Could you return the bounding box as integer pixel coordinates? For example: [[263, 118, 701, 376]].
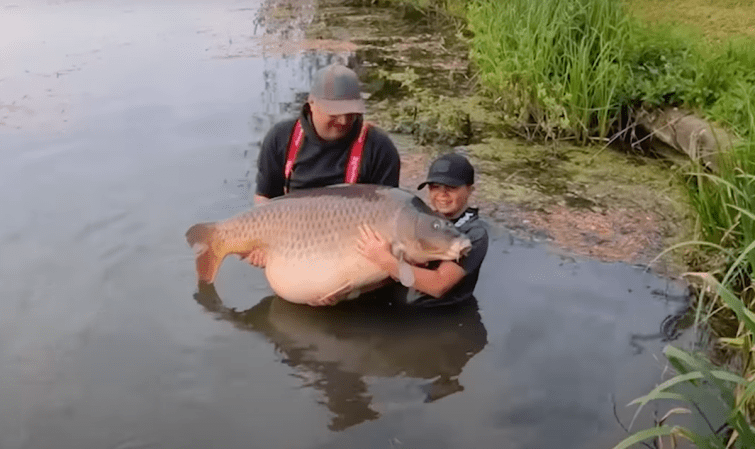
[[255, 104, 401, 198]]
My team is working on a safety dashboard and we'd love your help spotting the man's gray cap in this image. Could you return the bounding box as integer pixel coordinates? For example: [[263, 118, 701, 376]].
[[308, 64, 366, 115]]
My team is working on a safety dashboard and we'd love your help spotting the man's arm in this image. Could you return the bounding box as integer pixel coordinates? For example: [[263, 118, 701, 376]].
[[457, 226, 489, 275], [255, 122, 291, 200]]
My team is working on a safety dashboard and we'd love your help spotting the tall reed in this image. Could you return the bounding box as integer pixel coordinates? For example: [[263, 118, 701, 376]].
[[467, 0, 631, 143], [688, 140, 755, 278], [612, 271, 755, 448]]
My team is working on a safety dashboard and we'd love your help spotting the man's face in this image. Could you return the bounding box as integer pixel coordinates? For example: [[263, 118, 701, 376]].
[[309, 100, 358, 141], [428, 183, 473, 219]]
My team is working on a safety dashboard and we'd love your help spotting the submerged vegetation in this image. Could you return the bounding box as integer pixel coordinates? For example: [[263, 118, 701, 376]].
[[379, 0, 755, 446]]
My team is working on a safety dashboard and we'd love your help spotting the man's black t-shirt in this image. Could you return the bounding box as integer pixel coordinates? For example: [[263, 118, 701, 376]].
[[255, 104, 401, 198]]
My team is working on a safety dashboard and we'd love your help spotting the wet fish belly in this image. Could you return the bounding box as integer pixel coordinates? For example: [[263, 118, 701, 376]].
[[265, 251, 387, 303]]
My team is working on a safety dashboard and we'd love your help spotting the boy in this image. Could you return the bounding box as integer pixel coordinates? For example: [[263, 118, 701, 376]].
[[357, 153, 489, 307]]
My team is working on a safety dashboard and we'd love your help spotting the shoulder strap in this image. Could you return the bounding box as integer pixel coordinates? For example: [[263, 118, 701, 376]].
[[283, 120, 305, 194], [344, 121, 371, 184], [453, 208, 478, 228], [284, 120, 371, 193]]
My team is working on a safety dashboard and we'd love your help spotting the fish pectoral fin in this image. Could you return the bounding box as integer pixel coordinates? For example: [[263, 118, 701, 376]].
[[310, 281, 355, 307], [390, 242, 405, 259], [346, 289, 362, 300], [396, 250, 415, 288]]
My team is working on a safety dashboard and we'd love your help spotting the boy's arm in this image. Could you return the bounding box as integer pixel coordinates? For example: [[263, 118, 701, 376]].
[[356, 224, 466, 298], [385, 258, 466, 298]]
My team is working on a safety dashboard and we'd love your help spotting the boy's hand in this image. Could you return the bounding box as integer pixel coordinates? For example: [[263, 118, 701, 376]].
[[356, 223, 396, 272]]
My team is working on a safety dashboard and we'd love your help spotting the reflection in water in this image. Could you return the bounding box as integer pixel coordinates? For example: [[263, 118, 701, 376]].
[[193, 283, 488, 431]]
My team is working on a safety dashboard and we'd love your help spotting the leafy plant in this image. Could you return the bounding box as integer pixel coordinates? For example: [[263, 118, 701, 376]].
[[613, 274, 755, 448], [467, 0, 633, 143]]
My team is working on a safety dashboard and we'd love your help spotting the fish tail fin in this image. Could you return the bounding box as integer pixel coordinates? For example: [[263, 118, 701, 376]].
[[186, 222, 223, 284]]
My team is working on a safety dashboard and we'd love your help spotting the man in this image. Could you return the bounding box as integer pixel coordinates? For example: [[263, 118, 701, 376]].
[[357, 153, 489, 307], [253, 63, 401, 205]]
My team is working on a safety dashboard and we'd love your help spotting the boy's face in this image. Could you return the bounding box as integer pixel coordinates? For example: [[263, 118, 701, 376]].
[[427, 183, 473, 219]]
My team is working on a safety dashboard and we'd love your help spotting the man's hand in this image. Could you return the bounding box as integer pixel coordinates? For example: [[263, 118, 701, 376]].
[[253, 194, 270, 206], [242, 249, 267, 268]]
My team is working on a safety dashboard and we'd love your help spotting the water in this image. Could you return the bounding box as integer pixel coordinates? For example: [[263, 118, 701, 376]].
[[0, 1, 691, 448]]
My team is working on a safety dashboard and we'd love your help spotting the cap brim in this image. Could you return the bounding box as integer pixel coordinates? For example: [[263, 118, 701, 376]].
[[417, 175, 466, 190], [311, 97, 366, 115]]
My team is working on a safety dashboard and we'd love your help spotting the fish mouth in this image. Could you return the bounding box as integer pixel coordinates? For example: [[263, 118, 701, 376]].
[[450, 238, 472, 260], [420, 238, 472, 262]]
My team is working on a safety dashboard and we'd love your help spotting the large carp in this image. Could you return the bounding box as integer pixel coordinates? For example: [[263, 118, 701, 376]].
[[186, 184, 472, 305]]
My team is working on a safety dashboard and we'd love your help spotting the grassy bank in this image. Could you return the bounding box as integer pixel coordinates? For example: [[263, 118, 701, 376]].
[[387, 0, 755, 446], [625, 0, 755, 44]]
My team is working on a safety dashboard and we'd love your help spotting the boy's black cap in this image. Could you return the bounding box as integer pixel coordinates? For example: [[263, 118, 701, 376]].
[[417, 153, 475, 190]]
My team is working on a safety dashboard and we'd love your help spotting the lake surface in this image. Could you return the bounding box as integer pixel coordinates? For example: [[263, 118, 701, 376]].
[[0, 1, 691, 448]]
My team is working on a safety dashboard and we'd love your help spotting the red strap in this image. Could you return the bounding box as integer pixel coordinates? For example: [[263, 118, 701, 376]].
[[345, 122, 370, 184], [283, 120, 304, 194], [284, 120, 370, 192]]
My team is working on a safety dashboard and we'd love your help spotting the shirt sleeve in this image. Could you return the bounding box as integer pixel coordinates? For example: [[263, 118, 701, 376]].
[[363, 127, 400, 187], [255, 121, 293, 199], [459, 226, 489, 274]]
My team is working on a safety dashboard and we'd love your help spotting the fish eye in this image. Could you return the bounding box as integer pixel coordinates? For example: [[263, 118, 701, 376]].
[[432, 221, 441, 230]]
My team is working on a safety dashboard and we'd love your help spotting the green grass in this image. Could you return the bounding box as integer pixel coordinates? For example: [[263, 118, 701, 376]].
[[466, 0, 632, 143], [624, 0, 755, 44], [390, 0, 469, 17], [687, 144, 755, 270], [626, 142, 755, 446]]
